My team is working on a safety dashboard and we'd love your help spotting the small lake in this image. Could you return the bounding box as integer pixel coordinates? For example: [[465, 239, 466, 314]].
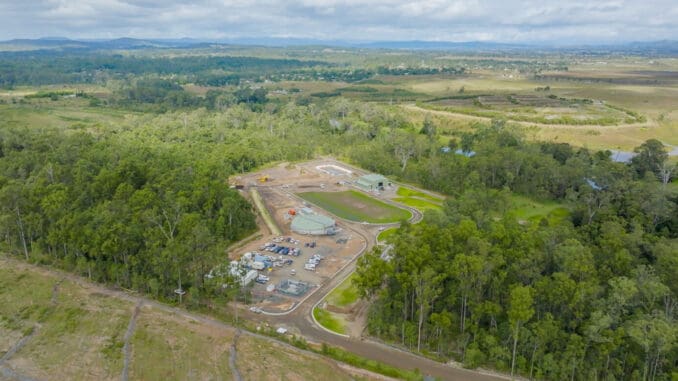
[[609, 150, 636, 163], [608, 144, 678, 163]]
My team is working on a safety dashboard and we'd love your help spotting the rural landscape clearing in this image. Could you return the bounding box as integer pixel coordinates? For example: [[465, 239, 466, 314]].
[[1, 2, 678, 381]]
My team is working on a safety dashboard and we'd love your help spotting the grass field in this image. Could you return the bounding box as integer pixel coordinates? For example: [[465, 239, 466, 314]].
[[0, 102, 132, 133], [421, 95, 639, 126], [327, 274, 360, 308], [396, 62, 678, 152], [313, 307, 346, 335], [299, 190, 411, 223]]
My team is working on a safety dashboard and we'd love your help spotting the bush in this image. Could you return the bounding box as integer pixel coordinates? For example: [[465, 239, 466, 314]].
[[464, 343, 486, 369]]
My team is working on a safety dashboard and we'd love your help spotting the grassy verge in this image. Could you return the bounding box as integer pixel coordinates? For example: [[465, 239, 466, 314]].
[[396, 187, 444, 203], [321, 344, 424, 381], [393, 197, 442, 211], [299, 190, 411, 223], [313, 307, 346, 335], [378, 227, 398, 244], [250, 187, 282, 235], [326, 274, 359, 308]]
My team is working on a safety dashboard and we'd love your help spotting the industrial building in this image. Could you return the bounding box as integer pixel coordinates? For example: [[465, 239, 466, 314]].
[[291, 213, 336, 235], [356, 173, 391, 191]]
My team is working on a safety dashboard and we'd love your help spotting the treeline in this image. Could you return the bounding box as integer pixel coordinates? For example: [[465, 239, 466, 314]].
[[0, 51, 331, 87], [353, 125, 678, 379], [0, 50, 472, 89], [110, 79, 269, 112]]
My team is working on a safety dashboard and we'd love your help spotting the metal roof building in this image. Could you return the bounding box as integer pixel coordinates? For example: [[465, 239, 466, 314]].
[[291, 213, 336, 235], [356, 173, 391, 191]]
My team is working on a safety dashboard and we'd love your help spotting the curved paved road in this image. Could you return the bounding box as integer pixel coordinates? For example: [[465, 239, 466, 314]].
[[251, 252, 506, 381], [245, 194, 503, 380]]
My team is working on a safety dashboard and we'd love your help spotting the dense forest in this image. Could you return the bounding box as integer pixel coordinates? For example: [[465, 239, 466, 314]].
[[0, 47, 677, 380], [354, 127, 678, 379]]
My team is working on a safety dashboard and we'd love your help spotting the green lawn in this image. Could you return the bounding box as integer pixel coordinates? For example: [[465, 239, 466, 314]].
[[393, 187, 444, 212], [299, 190, 411, 223], [377, 227, 398, 243], [313, 307, 346, 335], [327, 274, 359, 308], [509, 195, 569, 224]]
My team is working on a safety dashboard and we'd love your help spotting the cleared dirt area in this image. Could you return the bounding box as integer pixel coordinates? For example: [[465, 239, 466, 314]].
[[0, 261, 131, 381]]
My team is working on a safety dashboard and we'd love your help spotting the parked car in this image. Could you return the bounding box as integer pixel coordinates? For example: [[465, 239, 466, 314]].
[[304, 263, 316, 271], [256, 274, 270, 284], [249, 306, 262, 314]]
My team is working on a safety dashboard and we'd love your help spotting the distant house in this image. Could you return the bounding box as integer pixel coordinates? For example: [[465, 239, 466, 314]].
[[356, 173, 391, 191], [455, 149, 476, 158]]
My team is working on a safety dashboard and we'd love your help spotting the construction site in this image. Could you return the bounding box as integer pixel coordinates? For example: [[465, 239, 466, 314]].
[[223, 160, 420, 314]]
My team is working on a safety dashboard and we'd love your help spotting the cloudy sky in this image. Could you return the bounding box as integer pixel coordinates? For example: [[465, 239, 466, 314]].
[[0, 0, 676, 43]]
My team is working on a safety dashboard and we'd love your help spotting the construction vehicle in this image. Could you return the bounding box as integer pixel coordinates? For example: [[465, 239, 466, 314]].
[[259, 176, 270, 183]]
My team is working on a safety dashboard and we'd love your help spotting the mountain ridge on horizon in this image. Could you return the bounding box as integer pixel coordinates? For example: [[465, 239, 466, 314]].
[[1, 36, 677, 54]]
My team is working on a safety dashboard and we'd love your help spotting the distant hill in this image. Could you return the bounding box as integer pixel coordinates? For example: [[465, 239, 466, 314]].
[[0, 37, 202, 51], [1, 37, 677, 55], [355, 40, 532, 51]]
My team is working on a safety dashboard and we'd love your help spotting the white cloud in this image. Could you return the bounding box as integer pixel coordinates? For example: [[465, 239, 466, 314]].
[[0, 0, 675, 42]]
